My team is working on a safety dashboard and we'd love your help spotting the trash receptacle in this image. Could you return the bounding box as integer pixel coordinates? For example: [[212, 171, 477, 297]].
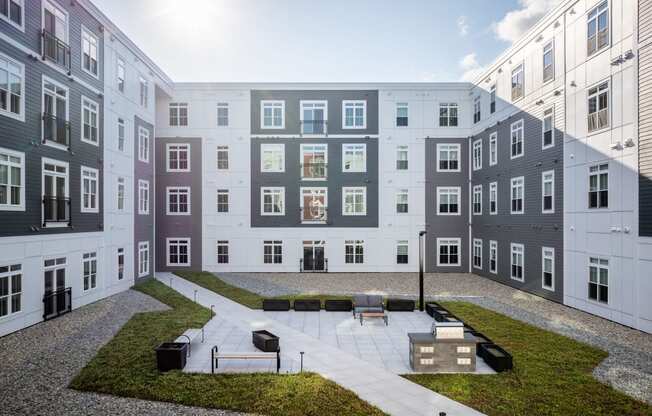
[[155, 342, 188, 372]]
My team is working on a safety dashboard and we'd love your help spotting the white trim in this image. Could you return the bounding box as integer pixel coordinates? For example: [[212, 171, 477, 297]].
[[41, 75, 70, 151], [260, 187, 285, 216], [217, 102, 229, 127], [299, 100, 328, 134], [436, 186, 461, 216], [587, 78, 611, 134], [81, 251, 98, 292], [472, 139, 482, 171], [168, 102, 189, 127], [216, 189, 229, 213], [542, 106, 555, 149], [166, 186, 191, 216], [489, 240, 498, 274], [342, 143, 367, 173], [0, 51, 25, 122], [300, 143, 328, 180], [342, 100, 367, 129], [80, 24, 100, 79], [588, 256, 609, 305], [395, 145, 409, 171], [0, 146, 25, 211], [166, 143, 191, 173], [80, 95, 100, 146], [472, 184, 482, 215], [489, 181, 497, 215], [510, 119, 524, 159], [542, 39, 555, 85], [166, 238, 191, 267], [511, 62, 525, 102], [395, 188, 409, 214], [260, 143, 285, 173], [436, 143, 462, 172], [542, 170, 555, 214], [260, 100, 285, 129], [0, 0, 24, 31], [216, 145, 229, 171], [344, 239, 365, 264], [0, 263, 22, 319], [472, 238, 483, 270], [395, 102, 409, 127], [42, 0, 69, 43], [436, 238, 461, 267], [138, 241, 150, 277], [542, 247, 555, 291], [252, 134, 377, 139], [138, 126, 150, 163], [138, 179, 149, 215], [80, 165, 99, 213], [510, 243, 525, 282], [510, 176, 525, 215], [489, 132, 498, 166], [41, 157, 69, 228], [342, 186, 367, 216]]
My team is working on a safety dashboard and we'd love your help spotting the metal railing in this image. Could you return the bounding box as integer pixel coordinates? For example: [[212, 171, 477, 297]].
[[299, 258, 328, 272], [43, 196, 71, 226], [300, 162, 327, 180], [43, 287, 71, 321], [300, 119, 327, 135], [41, 30, 71, 71], [42, 113, 70, 147], [588, 109, 609, 132], [301, 206, 327, 223]]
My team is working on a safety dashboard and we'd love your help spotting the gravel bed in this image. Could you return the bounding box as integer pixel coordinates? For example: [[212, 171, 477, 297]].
[[0, 289, 246, 416], [218, 272, 302, 297]]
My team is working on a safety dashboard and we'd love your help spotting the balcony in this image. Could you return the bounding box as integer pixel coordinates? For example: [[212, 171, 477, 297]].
[[43, 196, 71, 227], [41, 30, 71, 72], [588, 109, 609, 132], [43, 287, 71, 321], [301, 162, 327, 180], [300, 120, 327, 135], [301, 206, 327, 224], [42, 113, 70, 148]]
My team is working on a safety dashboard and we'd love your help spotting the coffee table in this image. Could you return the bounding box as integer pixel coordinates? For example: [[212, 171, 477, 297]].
[[359, 311, 388, 326]]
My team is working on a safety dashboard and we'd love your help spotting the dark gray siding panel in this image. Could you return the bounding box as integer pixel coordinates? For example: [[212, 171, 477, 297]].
[[134, 116, 154, 280], [639, 34, 652, 236]]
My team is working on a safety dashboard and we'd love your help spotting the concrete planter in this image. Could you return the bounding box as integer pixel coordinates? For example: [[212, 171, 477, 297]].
[[252, 330, 280, 352], [325, 299, 353, 311], [478, 343, 513, 372], [155, 342, 188, 372], [294, 299, 321, 311], [262, 299, 291, 311], [387, 299, 416, 311]]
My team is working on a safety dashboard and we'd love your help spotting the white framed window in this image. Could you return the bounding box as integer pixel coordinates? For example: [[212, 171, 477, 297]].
[[589, 257, 609, 303], [437, 187, 460, 215], [510, 243, 524, 282], [345, 240, 364, 264], [167, 238, 190, 267], [138, 127, 149, 162], [0, 0, 23, 30], [490, 85, 496, 114], [472, 139, 482, 171], [216, 145, 229, 170], [167, 143, 190, 172], [511, 176, 524, 214], [437, 238, 460, 266], [138, 241, 149, 277], [42, 77, 68, 147], [587, 1, 609, 57], [472, 185, 482, 215], [217, 189, 229, 213], [0, 53, 24, 120], [300, 100, 327, 134], [81, 96, 99, 146], [117, 177, 125, 211], [473, 239, 482, 270], [396, 240, 409, 264], [396, 102, 408, 127], [167, 186, 190, 215], [80, 166, 98, 213], [117, 118, 125, 152], [82, 251, 97, 291], [543, 40, 554, 83], [342, 144, 366, 172], [217, 241, 229, 264], [511, 64, 524, 101], [473, 96, 481, 124], [117, 248, 124, 280], [139, 76, 148, 107], [261, 143, 284, 172], [42, 1, 69, 53], [542, 170, 555, 213], [489, 241, 498, 274], [261, 100, 284, 129], [489, 133, 497, 166], [81, 26, 99, 78], [0, 147, 24, 211], [510, 119, 524, 159], [138, 180, 149, 215], [263, 240, 283, 264], [169, 102, 188, 127], [261, 187, 285, 215], [489, 181, 497, 215], [42, 158, 69, 226], [542, 107, 554, 149], [300, 144, 327, 180], [589, 163, 609, 208], [0, 263, 21, 318], [542, 247, 555, 291], [588, 81, 609, 132], [301, 187, 327, 223], [217, 102, 229, 127], [342, 100, 366, 129], [116, 56, 125, 93], [343, 187, 366, 216], [439, 103, 458, 127], [396, 189, 409, 214], [437, 144, 461, 172], [396, 145, 408, 170]]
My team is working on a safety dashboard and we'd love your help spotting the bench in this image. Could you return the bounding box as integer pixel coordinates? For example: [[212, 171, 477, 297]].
[[211, 346, 281, 373], [174, 328, 204, 357]]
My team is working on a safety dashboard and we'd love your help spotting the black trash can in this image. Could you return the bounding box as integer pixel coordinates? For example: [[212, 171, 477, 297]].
[[155, 342, 188, 372]]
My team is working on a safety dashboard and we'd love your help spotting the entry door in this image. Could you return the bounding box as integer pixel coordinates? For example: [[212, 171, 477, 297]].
[[303, 241, 326, 271], [44, 266, 66, 316]]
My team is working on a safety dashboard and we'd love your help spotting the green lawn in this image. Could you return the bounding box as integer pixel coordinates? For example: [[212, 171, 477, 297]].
[[69, 279, 386, 416]]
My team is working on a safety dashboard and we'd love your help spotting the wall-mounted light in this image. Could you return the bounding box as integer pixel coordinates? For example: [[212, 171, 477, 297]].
[[570, 81, 577, 87], [611, 56, 624, 66], [536, 99, 544, 105], [625, 50, 635, 60], [624, 138, 636, 147], [610, 142, 623, 150]]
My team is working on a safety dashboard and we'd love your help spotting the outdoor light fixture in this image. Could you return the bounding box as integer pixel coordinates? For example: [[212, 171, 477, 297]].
[[419, 231, 427, 311]]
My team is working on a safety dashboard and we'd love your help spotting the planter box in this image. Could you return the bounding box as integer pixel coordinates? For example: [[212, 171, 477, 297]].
[[469, 331, 493, 357], [325, 299, 353, 311], [252, 330, 280, 352], [155, 342, 188, 372], [425, 303, 445, 317], [433, 309, 455, 322], [386, 299, 415, 311], [479, 343, 513, 372], [463, 323, 476, 332], [263, 299, 291, 311], [293, 299, 321, 311]]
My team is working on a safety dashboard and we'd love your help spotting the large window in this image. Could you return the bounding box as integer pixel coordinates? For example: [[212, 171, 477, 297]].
[[82, 97, 99, 145], [117, 177, 125, 211], [587, 1, 609, 56], [472, 185, 482, 215], [511, 119, 524, 159], [0, 148, 24, 210], [543, 40, 554, 83], [396, 241, 409, 264], [0, 0, 23, 29], [473, 139, 482, 171], [511, 177, 524, 214], [301, 144, 327, 180], [0, 263, 21, 318], [217, 102, 229, 127], [511, 64, 524, 101], [473, 96, 481, 124], [342, 144, 366, 172], [343, 100, 366, 129], [117, 248, 124, 280], [42, 0, 69, 69], [437, 238, 460, 266], [437, 187, 460, 215], [138, 127, 149, 162], [138, 180, 149, 215], [542, 171, 554, 213], [261, 187, 284, 215], [138, 242, 149, 277], [261, 100, 284, 129], [589, 163, 608, 208], [217, 241, 229, 264], [169, 103, 188, 127], [437, 144, 460, 172], [589, 257, 609, 303], [343, 187, 366, 216], [542, 107, 554, 149], [216, 145, 229, 170], [301, 188, 327, 223], [439, 103, 458, 127], [0, 53, 23, 119], [345, 240, 364, 264], [263, 241, 282, 264], [396, 102, 408, 127], [588, 81, 609, 132], [116, 57, 125, 93], [167, 238, 190, 267], [396, 145, 408, 170], [261, 144, 284, 172], [542, 247, 555, 291], [139, 76, 148, 107], [42, 78, 68, 146], [473, 239, 482, 269], [82, 252, 97, 291], [489, 133, 497, 166], [167, 187, 190, 215], [489, 182, 497, 215], [81, 166, 98, 213], [117, 118, 125, 151], [81, 27, 99, 77], [489, 241, 497, 274], [490, 85, 496, 114], [42, 159, 69, 226], [216, 189, 229, 213], [301, 101, 327, 134], [167, 143, 190, 172], [396, 189, 408, 213], [510, 243, 524, 281]]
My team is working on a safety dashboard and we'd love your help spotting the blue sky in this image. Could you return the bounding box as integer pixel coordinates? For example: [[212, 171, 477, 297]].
[[93, 0, 560, 82]]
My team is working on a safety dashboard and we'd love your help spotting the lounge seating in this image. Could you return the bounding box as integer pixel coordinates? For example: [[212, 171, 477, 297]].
[[386, 298, 415, 311], [293, 299, 321, 311], [324, 299, 353, 311], [211, 346, 280, 373], [262, 299, 291, 311], [352, 295, 384, 318]]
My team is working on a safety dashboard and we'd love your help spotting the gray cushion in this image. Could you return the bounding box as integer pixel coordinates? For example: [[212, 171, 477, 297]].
[[355, 306, 384, 314], [353, 295, 369, 307], [367, 295, 383, 307]]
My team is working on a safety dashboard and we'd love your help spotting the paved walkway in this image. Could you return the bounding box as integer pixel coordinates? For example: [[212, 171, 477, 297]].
[[161, 272, 485, 416]]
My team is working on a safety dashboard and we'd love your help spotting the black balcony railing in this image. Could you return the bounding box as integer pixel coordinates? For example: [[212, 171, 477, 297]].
[[301, 162, 327, 179], [300, 120, 327, 135], [301, 206, 327, 223], [299, 258, 328, 272], [42, 113, 70, 147], [43, 287, 72, 321], [42, 30, 71, 71], [43, 196, 71, 226]]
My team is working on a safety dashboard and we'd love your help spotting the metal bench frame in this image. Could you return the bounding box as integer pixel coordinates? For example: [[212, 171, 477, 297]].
[[211, 346, 281, 374]]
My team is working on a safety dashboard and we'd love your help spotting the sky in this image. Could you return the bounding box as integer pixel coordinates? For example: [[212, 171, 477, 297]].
[[92, 0, 562, 83]]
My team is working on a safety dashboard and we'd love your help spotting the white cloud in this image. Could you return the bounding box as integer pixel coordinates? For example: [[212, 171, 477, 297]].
[[459, 53, 487, 82], [493, 0, 562, 43], [457, 16, 469, 37]]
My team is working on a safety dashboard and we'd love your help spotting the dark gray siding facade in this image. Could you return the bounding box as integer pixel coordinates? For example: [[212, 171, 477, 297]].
[[639, 3, 652, 236], [134, 116, 154, 279]]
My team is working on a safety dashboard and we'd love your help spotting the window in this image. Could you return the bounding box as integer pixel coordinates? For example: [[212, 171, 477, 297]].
[[261, 100, 284, 128], [301, 101, 327, 134], [0, 148, 24, 210], [489, 182, 497, 215], [588, 81, 609, 132], [472, 139, 482, 170], [82, 252, 97, 291], [167, 143, 190, 172], [117, 118, 125, 151], [343, 100, 366, 129], [216, 146, 229, 170], [587, 1, 609, 56], [217, 189, 229, 213], [116, 57, 125, 93], [473, 96, 481, 124], [489, 133, 497, 166], [138, 180, 149, 215], [510, 243, 524, 281], [342, 144, 366, 172], [167, 187, 190, 215], [0, 0, 23, 29], [543, 40, 554, 83], [117, 248, 124, 280], [511, 64, 524, 101], [217, 102, 229, 126], [489, 241, 497, 274], [437, 187, 460, 215], [81, 97, 99, 145], [81, 27, 98, 77], [138, 242, 149, 277], [0, 53, 23, 119], [511, 177, 524, 214], [0, 264, 21, 318], [301, 188, 327, 223], [396, 189, 408, 213], [81, 166, 98, 213], [542, 108, 554, 148], [261, 144, 284, 172], [261, 187, 284, 215], [490, 85, 496, 114], [263, 241, 282, 264], [472, 185, 482, 215], [542, 171, 554, 213], [396, 102, 408, 127], [217, 241, 229, 264], [396, 145, 408, 170], [473, 239, 482, 269], [167, 238, 190, 266], [589, 257, 609, 303], [542, 247, 555, 291], [439, 103, 458, 127], [42, 159, 69, 226], [396, 241, 409, 264], [437, 238, 460, 266], [169, 103, 188, 127], [343, 187, 366, 216], [301, 144, 327, 180], [42, 1, 69, 69], [511, 120, 524, 159], [117, 177, 125, 211], [345, 240, 364, 264], [437, 144, 460, 172], [139, 77, 148, 107], [589, 163, 608, 208], [138, 127, 149, 162], [42, 78, 68, 146]]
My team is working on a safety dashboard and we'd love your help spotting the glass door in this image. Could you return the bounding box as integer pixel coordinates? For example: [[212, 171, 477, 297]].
[[44, 258, 67, 318], [302, 241, 326, 272]]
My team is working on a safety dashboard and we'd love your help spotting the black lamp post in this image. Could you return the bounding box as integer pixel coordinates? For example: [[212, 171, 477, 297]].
[[418, 230, 427, 311]]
